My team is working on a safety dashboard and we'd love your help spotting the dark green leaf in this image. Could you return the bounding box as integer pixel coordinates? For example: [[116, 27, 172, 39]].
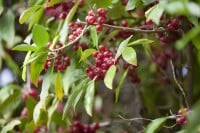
[[84, 80, 95, 116], [59, 1, 80, 44], [115, 35, 133, 61], [103, 30, 119, 44], [115, 69, 128, 102], [128, 39, 154, 46], [32, 24, 49, 47], [144, 118, 167, 133], [104, 65, 117, 90], [47, 98, 59, 127], [90, 26, 98, 48], [12, 44, 37, 51], [1, 120, 21, 133], [62, 79, 88, 119], [55, 72, 64, 100], [80, 49, 96, 62], [122, 47, 137, 66]]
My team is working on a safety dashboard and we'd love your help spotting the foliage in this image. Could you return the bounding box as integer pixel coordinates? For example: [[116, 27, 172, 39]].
[[0, 0, 200, 132]]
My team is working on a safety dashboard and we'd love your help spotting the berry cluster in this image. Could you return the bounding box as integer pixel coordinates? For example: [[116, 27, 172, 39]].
[[44, 42, 70, 72], [33, 126, 47, 133], [86, 45, 115, 80], [151, 47, 177, 70], [85, 8, 107, 31], [45, 2, 71, 20], [176, 108, 190, 125], [123, 63, 140, 84], [68, 22, 84, 42], [68, 121, 99, 133]]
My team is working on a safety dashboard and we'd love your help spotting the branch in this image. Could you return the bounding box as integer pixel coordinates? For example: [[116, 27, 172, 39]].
[[79, 21, 166, 33], [170, 60, 189, 108], [51, 25, 88, 52]]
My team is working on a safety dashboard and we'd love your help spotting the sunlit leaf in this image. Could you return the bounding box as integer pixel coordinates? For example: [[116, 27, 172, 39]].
[[84, 80, 95, 116], [104, 65, 117, 90]]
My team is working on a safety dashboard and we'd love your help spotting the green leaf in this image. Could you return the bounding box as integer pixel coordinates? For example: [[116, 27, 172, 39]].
[[145, 3, 164, 25], [1, 120, 21, 133], [80, 49, 96, 62], [90, 26, 98, 48], [33, 101, 43, 124], [144, 118, 167, 133], [47, 0, 62, 6], [19, 5, 42, 24], [13, 44, 37, 51], [122, 47, 137, 66], [40, 69, 53, 108], [126, 0, 141, 11], [0, 0, 3, 15], [28, 7, 44, 30], [176, 24, 200, 50], [47, 98, 59, 127], [4, 53, 21, 76], [55, 72, 64, 100], [84, 80, 95, 116], [185, 101, 200, 133], [128, 39, 154, 46], [115, 69, 128, 102], [164, 1, 200, 17], [30, 52, 47, 86], [115, 35, 133, 61], [104, 65, 117, 90], [32, 24, 49, 47], [192, 35, 200, 50], [59, 1, 80, 44], [0, 10, 15, 48], [62, 79, 88, 119], [90, 0, 112, 8], [22, 52, 31, 81], [142, 0, 155, 5], [0, 91, 21, 117], [63, 66, 85, 95]]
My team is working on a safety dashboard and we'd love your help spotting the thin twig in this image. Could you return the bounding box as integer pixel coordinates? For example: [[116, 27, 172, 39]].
[[51, 25, 88, 52], [78, 21, 166, 33], [170, 60, 189, 108]]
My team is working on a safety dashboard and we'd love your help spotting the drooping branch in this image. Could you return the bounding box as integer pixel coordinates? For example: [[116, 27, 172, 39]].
[[79, 21, 166, 33]]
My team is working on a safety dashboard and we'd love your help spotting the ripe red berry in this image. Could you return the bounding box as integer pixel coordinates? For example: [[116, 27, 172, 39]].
[[85, 15, 96, 25], [146, 19, 153, 25], [97, 8, 106, 16], [121, 20, 128, 27], [88, 10, 95, 16], [98, 45, 107, 52], [96, 24, 103, 32], [97, 16, 106, 25]]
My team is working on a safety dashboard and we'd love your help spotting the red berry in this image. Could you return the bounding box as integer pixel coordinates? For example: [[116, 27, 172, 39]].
[[88, 10, 95, 16], [97, 8, 106, 16], [176, 116, 186, 125], [121, 20, 128, 27], [146, 19, 153, 25], [85, 15, 96, 25], [96, 24, 103, 31], [97, 16, 106, 25], [98, 45, 107, 52], [93, 51, 99, 57]]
